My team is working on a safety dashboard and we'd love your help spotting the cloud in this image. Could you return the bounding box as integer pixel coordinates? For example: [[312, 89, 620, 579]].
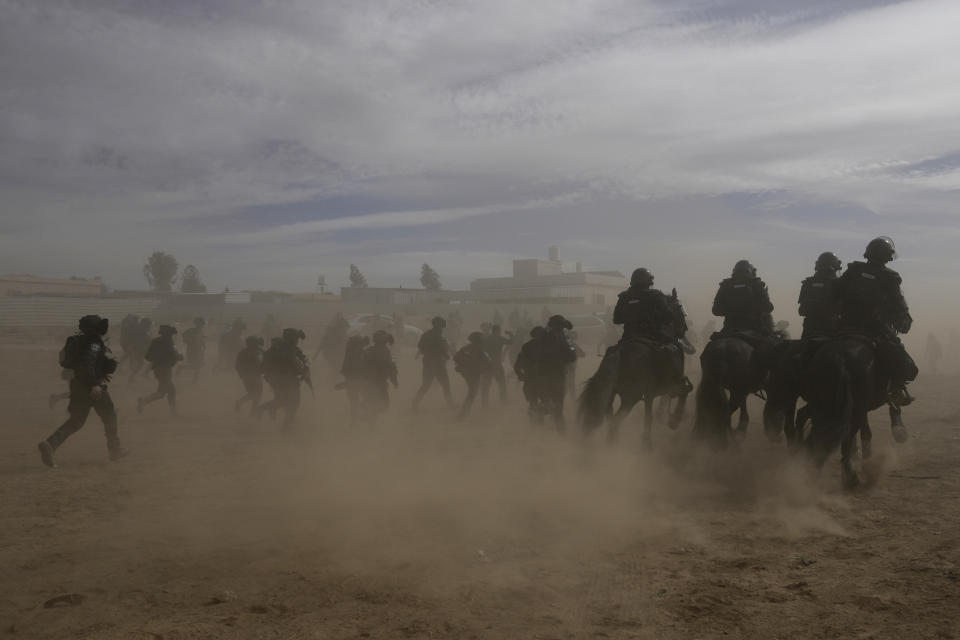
[[1, 0, 958, 309]]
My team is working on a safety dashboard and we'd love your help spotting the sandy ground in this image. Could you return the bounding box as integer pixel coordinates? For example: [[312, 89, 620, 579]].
[[1, 342, 959, 639]]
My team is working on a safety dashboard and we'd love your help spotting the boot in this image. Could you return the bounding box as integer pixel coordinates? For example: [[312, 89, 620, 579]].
[[890, 405, 908, 443], [888, 383, 913, 407]]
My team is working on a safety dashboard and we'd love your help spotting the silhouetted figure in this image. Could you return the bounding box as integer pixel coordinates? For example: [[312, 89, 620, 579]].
[[360, 330, 398, 425], [39, 315, 126, 467], [454, 332, 493, 420], [257, 328, 309, 429], [234, 335, 264, 416], [339, 335, 370, 426], [412, 316, 455, 411], [137, 325, 182, 416], [799, 252, 843, 340], [836, 236, 917, 408]]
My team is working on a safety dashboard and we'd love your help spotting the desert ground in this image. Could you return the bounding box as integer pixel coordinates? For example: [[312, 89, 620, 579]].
[[2, 340, 958, 639]]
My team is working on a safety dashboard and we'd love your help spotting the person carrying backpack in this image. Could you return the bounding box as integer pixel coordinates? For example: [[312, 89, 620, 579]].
[[38, 315, 126, 467]]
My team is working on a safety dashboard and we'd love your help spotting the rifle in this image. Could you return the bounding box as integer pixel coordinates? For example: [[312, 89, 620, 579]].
[[303, 370, 316, 399]]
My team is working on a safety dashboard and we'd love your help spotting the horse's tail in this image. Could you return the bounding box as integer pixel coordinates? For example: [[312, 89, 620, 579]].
[[579, 347, 620, 433], [693, 343, 731, 448], [805, 346, 853, 467]]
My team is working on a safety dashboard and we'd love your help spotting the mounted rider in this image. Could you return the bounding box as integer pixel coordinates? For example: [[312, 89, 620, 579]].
[[835, 236, 917, 406], [614, 268, 692, 394], [712, 260, 775, 339], [798, 252, 843, 340]]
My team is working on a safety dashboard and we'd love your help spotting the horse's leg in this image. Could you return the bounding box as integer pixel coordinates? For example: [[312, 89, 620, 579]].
[[782, 396, 799, 451], [642, 397, 654, 451], [607, 397, 636, 445], [840, 422, 860, 490], [889, 403, 908, 443], [733, 394, 749, 442], [668, 389, 689, 430], [859, 414, 873, 460]]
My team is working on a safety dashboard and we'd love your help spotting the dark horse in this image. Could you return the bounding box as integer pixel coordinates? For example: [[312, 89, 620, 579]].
[[762, 339, 806, 448], [803, 334, 906, 489], [578, 291, 693, 449], [693, 331, 784, 449]]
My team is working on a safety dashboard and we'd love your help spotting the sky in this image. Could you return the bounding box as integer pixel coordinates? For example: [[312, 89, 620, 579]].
[[1, 0, 959, 333]]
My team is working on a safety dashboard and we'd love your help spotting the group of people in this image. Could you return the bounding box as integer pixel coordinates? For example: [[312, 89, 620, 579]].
[[36, 235, 917, 468]]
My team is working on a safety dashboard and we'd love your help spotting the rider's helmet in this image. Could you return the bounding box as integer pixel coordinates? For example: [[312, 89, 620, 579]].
[[815, 252, 842, 273], [732, 260, 756, 278], [864, 236, 897, 263], [630, 268, 654, 288]]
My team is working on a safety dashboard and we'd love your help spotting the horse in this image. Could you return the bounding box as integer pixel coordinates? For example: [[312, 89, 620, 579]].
[[578, 290, 693, 449], [802, 334, 906, 489], [693, 330, 785, 450], [762, 339, 805, 448]]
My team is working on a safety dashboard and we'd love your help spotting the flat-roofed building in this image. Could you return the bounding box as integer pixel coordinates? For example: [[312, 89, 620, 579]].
[[0, 275, 103, 297], [469, 248, 626, 305]]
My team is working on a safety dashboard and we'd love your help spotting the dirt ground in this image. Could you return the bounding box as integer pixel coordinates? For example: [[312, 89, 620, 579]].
[[1, 342, 958, 639]]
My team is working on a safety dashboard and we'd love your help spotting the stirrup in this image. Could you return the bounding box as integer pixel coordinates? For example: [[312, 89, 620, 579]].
[[888, 386, 913, 407]]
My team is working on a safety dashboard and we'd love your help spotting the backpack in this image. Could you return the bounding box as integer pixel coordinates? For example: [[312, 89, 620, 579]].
[[58, 334, 84, 369]]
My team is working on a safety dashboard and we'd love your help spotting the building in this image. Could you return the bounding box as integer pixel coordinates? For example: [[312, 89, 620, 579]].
[[340, 287, 449, 305], [0, 275, 103, 297], [468, 247, 627, 305]]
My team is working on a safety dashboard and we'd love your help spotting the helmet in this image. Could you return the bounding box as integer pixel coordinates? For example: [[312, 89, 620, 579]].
[[468, 331, 484, 345], [78, 315, 108, 336], [282, 328, 305, 343], [245, 335, 264, 347], [547, 314, 573, 331], [864, 236, 896, 263], [194, 317, 206, 327], [630, 268, 654, 288], [815, 252, 842, 273], [158, 324, 177, 336], [431, 316, 446, 329], [732, 260, 756, 278], [372, 330, 394, 345]]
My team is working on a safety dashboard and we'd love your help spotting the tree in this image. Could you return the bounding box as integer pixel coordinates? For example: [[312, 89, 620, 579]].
[[180, 264, 207, 293], [420, 263, 442, 291], [143, 251, 179, 292], [349, 264, 368, 288]]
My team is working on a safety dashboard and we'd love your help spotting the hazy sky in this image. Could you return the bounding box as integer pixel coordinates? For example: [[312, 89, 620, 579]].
[[2, 0, 959, 330]]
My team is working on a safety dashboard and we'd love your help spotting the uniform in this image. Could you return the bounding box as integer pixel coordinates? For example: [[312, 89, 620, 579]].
[[340, 335, 369, 425], [711, 264, 774, 336], [234, 337, 264, 415], [798, 273, 841, 339], [514, 328, 547, 423], [258, 329, 309, 428], [614, 269, 691, 393], [836, 260, 917, 393], [480, 327, 511, 405], [39, 316, 125, 467], [454, 333, 493, 420], [361, 332, 398, 424], [412, 320, 455, 410], [138, 326, 183, 415]]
